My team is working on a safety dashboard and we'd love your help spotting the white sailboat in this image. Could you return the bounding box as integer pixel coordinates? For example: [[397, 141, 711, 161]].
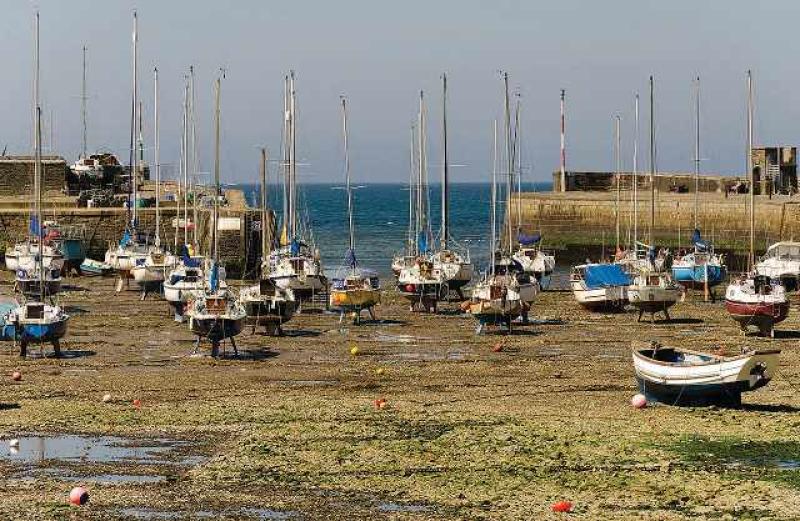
[[430, 74, 473, 299], [510, 91, 555, 287], [186, 74, 246, 357], [268, 72, 326, 302], [725, 71, 789, 337], [239, 148, 296, 335], [105, 11, 148, 280], [627, 76, 682, 321], [396, 91, 448, 312], [467, 120, 525, 333], [4, 12, 69, 357], [130, 67, 176, 293], [328, 97, 381, 324]]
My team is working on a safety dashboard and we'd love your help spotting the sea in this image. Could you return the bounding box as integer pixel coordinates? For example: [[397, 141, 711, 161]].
[[235, 182, 551, 280]]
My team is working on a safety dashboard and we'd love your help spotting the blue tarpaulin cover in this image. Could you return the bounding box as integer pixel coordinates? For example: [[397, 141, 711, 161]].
[[518, 232, 541, 246], [583, 264, 630, 289], [692, 229, 709, 252]]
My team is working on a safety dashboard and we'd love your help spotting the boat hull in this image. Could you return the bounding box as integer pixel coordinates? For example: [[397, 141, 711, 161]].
[[329, 288, 381, 310], [243, 298, 295, 325], [725, 299, 789, 333], [671, 264, 726, 288], [572, 284, 628, 311], [17, 318, 68, 342], [628, 286, 680, 313], [189, 316, 244, 342]]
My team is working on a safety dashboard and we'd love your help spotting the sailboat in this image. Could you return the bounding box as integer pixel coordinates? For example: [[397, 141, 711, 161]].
[[627, 76, 682, 321], [429, 74, 474, 299], [671, 77, 727, 290], [725, 71, 789, 337], [391, 127, 422, 277], [130, 67, 176, 294], [186, 74, 246, 357], [396, 91, 448, 312], [164, 68, 206, 320], [268, 72, 327, 303], [5, 13, 64, 276], [327, 98, 381, 324], [510, 91, 555, 288], [486, 73, 539, 316], [467, 120, 525, 333], [3, 12, 69, 357], [105, 11, 149, 281], [239, 148, 296, 335]]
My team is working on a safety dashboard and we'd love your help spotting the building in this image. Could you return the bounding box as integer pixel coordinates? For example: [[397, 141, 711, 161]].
[[751, 146, 797, 195]]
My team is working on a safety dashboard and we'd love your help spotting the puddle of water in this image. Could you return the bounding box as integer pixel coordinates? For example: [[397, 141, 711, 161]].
[[241, 508, 298, 520], [20, 467, 166, 484], [118, 508, 180, 520], [378, 502, 430, 513], [282, 380, 337, 387], [375, 333, 421, 344], [0, 435, 189, 465]]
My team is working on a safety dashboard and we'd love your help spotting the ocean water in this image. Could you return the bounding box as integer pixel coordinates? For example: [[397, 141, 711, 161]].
[[235, 182, 551, 279]]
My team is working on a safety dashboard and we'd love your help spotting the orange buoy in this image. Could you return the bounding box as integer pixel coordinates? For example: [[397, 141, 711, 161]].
[[132, 399, 142, 409], [551, 500, 573, 513], [69, 486, 89, 506]]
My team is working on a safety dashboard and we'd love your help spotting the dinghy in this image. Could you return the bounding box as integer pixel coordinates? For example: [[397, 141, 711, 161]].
[[632, 343, 780, 407], [79, 258, 113, 277]]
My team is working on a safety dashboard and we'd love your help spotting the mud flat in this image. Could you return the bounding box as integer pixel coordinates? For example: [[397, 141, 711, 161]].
[[0, 273, 799, 519]]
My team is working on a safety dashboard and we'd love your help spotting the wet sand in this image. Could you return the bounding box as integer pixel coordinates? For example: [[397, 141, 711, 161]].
[[0, 274, 799, 520]]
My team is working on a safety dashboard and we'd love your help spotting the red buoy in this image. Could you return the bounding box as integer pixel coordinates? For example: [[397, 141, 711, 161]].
[[551, 500, 573, 513], [132, 399, 142, 409], [11, 371, 22, 382], [69, 486, 89, 506]]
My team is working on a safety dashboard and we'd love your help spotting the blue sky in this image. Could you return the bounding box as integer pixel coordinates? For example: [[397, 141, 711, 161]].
[[0, 1, 797, 183]]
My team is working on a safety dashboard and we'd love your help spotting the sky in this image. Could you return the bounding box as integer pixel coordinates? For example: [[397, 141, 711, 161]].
[[0, 1, 797, 184]]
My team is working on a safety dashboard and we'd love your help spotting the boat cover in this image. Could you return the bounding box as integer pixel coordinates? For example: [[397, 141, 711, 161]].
[[584, 264, 630, 289], [692, 229, 709, 252], [518, 232, 541, 246]]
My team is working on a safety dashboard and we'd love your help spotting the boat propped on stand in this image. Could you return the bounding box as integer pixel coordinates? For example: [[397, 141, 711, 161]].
[[755, 241, 800, 291], [328, 97, 380, 324], [632, 342, 780, 407], [239, 148, 295, 335], [186, 74, 245, 357], [430, 74, 473, 299], [267, 72, 326, 304], [724, 71, 790, 337], [397, 91, 447, 312], [571, 263, 630, 310], [2, 13, 70, 358]]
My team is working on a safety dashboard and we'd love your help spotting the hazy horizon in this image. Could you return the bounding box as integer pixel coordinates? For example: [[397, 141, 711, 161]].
[[1, 1, 796, 185]]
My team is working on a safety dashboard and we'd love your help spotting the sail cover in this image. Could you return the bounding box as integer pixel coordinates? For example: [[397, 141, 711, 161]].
[[583, 264, 630, 289], [518, 232, 541, 246], [691, 228, 709, 252]]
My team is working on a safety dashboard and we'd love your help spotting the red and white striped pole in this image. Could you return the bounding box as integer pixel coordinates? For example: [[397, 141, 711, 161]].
[[560, 89, 566, 191]]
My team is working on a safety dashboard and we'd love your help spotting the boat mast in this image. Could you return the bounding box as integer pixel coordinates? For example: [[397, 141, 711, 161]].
[[212, 75, 221, 274], [648, 75, 655, 246], [341, 97, 355, 273], [260, 148, 270, 275], [183, 76, 189, 247], [128, 11, 137, 230], [490, 120, 497, 277], [693, 76, 700, 231], [281, 75, 289, 243], [407, 124, 416, 256], [81, 45, 87, 158], [153, 67, 160, 248], [747, 70, 754, 270], [440, 73, 449, 251], [289, 71, 297, 242], [633, 93, 639, 249], [189, 66, 198, 251], [515, 96, 522, 237], [614, 115, 621, 251], [34, 12, 44, 302], [417, 91, 426, 253], [503, 72, 512, 255]]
